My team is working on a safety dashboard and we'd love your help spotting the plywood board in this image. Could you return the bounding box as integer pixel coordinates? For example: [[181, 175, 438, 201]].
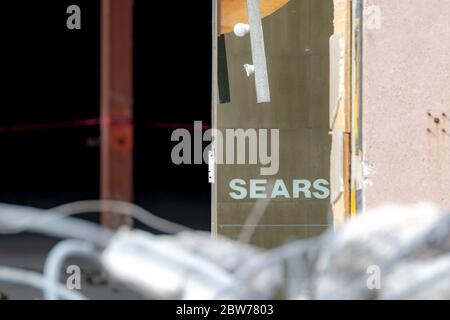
[[221, 0, 291, 34]]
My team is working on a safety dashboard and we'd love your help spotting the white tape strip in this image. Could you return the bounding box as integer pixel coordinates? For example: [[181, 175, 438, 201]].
[[246, 0, 271, 103]]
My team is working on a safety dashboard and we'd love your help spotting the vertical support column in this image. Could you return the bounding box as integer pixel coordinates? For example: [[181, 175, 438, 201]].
[[344, 0, 353, 218], [211, 0, 219, 238], [330, 0, 353, 227], [100, 0, 134, 228]]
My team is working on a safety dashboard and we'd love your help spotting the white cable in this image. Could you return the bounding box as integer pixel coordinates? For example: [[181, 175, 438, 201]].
[[331, 214, 450, 300], [102, 230, 255, 300], [51, 200, 190, 234], [0, 266, 86, 300], [381, 258, 450, 300], [43, 239, 99, 300], [0, 201, 189, 235], [0, 204, 112, 246], [213, 238, 320, 299], [235, 241, 314, 279]]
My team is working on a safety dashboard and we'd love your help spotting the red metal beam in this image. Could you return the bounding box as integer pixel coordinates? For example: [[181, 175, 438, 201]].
[[100, 0, 134, 228]]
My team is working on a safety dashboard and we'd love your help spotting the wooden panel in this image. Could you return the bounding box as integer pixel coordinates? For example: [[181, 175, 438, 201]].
[[215, 0, 333, 248], [330, 0, 352, 227], [100, 0, 134, 228], [221, 0, 291, 34]]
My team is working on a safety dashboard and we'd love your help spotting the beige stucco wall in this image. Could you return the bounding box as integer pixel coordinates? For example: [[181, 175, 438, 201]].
[[361, 0, 450, 210]]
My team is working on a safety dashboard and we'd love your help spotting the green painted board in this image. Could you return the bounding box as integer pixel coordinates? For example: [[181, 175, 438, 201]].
[[213, 0, 333, 248]]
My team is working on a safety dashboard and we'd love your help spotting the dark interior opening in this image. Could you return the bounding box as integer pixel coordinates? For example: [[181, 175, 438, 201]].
[[0, 0, 212, 230], [134, 0, 212, 229]]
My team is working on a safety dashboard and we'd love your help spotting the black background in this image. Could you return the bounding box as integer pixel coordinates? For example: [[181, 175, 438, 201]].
[[0, 0, 212, 230]]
